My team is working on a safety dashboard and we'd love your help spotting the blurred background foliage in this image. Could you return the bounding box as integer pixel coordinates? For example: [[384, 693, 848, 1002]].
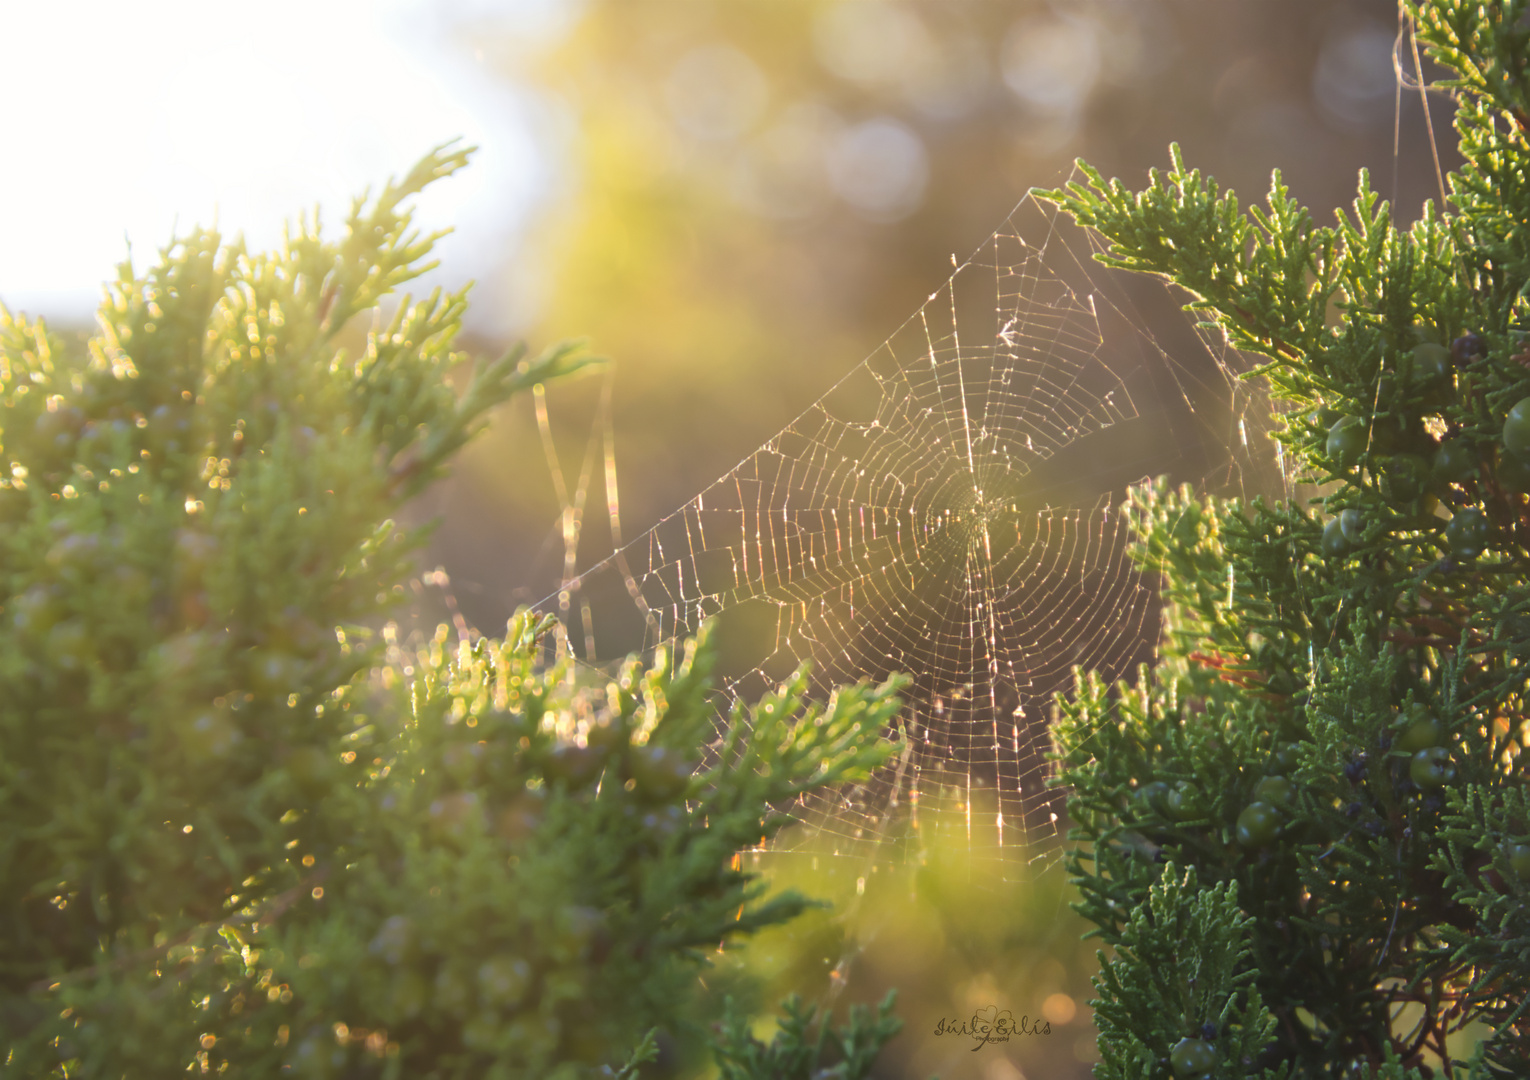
[[705, 828, 1105, 1079], [410, 4, 1454, 1077], [5, 2, 1459, 1077]]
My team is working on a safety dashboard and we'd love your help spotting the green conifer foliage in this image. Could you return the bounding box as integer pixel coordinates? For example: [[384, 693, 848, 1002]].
[[710, 990, 905, 1080], [0, 144, 905, 1078], [1044, 3, 1530, 1076]]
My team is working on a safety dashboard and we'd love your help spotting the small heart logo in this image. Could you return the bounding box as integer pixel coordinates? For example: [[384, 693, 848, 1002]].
[[974, 1005, 1013, 1030]]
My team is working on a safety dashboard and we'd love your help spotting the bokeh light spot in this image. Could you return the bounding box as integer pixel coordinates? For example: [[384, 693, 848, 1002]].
[[825, 117, 928, 222], [665, 43, 768, 141], [1001, 15, 1101, 116], [1313, 24, 1397, 131], [982, 1059, 1027, 1080], [812, 2, 933, 89], [1042, 991, 1077, 1025], [734, 102, 839, 220]]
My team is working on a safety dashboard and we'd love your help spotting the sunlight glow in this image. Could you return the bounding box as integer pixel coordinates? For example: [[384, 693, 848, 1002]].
[[0, 0, 563, 334]]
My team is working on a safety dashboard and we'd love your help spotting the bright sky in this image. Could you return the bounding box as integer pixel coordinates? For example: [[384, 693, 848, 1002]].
[[0, 0, 574, 335]]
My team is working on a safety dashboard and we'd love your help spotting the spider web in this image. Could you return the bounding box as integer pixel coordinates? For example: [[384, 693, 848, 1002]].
[[540, 185, 1283, 876]]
